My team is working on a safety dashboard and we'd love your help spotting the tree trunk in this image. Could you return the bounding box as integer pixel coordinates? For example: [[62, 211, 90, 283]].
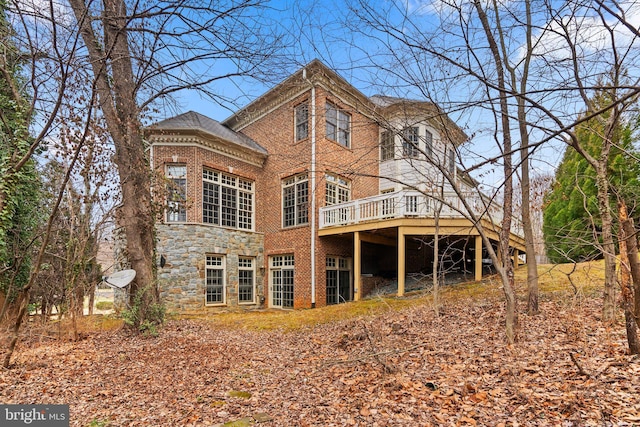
[[474, 0, 517, 343], [596, 168, 617, 324], [521, 135, 539, 315], [433, 201, 441, 317], [69, 0, 156, 307], [618, 201, 639, 353], [619, 202, 640, 329]]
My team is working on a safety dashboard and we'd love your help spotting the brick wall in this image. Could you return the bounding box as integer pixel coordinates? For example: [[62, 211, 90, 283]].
[[239, 85, 380, 309]]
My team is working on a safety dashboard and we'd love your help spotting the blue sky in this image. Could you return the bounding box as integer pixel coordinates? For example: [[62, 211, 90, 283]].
[[169, 0, 640, 187]]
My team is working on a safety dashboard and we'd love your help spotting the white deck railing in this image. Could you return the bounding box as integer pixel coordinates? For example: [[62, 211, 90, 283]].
[[319, 190, 524, 237]]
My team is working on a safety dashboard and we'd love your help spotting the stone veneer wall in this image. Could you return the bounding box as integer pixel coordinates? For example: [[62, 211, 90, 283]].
[[157, 223, 265, 313]]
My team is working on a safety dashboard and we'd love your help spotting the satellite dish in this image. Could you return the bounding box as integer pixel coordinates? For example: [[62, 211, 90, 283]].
[[104, 269, 136, 289]]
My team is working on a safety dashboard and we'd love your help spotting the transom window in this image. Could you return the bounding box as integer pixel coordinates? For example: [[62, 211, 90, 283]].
[[402, 127, 420, 158], [203, 169, 254, 230], [295, 103, 309, 141], [206, 255, 225, 305], [326, 102, 350, 147], [380, 130, 395, 161], [270, 255, 294, 309], [238, 257, 255, 304], [166, 164, 187, 223], [325, 174, 350, 206], [282, 173, 309, 227]]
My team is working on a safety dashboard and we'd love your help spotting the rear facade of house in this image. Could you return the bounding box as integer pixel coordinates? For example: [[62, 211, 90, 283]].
[[145, 60, 525, 313]]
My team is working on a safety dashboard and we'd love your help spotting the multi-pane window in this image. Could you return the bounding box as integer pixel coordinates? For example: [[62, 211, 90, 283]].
[[270, 255, 294, 308], [447, 145, 455, 174], [325, 174, 350, 206], [166, 165, 187, 222], [203, 169, 254, 230], [238, 257, 255, 304], [380, 130, 395, 161], [282, 173, 309, 227], [326, 256, 351, 305], [326, 102, 351, 147], [402, 127, 420, 158], [295, 103, 309, 141], [424, 129, 433, 159], [206, 255, 225, 305]]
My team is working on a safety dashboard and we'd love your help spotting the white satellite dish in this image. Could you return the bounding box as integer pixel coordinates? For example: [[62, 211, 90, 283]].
[[104, 269, 136, 289]]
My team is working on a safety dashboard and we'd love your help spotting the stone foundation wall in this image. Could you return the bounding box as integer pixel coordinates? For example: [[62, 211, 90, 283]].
[[157, 223, 265, 313]]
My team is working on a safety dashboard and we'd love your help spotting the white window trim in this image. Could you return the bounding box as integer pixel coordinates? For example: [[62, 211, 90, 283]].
[[205, 255, 226, 306], [402, 127, 420, 158], [166, 164, 187, 223], [380, 130, 395, 161], [325, 173, 351, 206], [269, 255, 295, 309], [326, 256, 352, 305], [326, 102, 351, 148], [202, 168, 255, 231], [238, 256, 256, 305], [282, 173, 309, 228], [295, 102, 309, 142]]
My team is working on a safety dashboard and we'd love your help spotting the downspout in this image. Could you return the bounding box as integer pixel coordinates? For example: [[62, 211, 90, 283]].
[[309, 75, 317, 308]]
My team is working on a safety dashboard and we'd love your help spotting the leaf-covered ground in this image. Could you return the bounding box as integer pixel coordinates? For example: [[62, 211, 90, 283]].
[[2, 287, 639, 426]]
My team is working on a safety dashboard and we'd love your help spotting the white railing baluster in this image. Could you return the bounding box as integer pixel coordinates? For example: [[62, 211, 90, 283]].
[[318, 189, 523, 238]]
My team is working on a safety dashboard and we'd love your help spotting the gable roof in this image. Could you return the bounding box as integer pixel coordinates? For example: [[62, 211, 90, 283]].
[[148, 111, 267, 156], [223, 59, 376, 131], [222, 60, 467, 146]]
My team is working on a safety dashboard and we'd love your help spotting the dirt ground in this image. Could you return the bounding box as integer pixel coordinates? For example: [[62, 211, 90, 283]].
[[1, 288, 639, 426]]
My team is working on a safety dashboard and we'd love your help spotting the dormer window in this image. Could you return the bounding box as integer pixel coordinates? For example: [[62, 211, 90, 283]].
[[295, 103, 309, 141], [326, 102, 350, 147]]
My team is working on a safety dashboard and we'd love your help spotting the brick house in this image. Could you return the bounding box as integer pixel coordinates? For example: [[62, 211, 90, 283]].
[[145, 60, 525, 313]]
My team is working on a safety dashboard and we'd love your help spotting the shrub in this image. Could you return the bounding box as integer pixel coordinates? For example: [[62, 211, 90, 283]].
[[120, 287, 165, 336]]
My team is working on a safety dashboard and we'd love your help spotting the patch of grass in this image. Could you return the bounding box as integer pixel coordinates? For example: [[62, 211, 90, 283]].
[[178, 260, 609, 332], [206, 295, 428, 331], [96, 301, 114, 310], [227, 390, 252, 399], [49, 315, 123, 337], [515, 260, 605, 295]]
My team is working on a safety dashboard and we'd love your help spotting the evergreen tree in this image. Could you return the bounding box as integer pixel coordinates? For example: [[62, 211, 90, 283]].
[[543, 91, 639, 263]]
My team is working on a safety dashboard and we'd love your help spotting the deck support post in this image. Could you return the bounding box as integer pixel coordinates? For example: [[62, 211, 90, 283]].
[[354, 231, 362, 301], [475, 235, 483, 282], [398, 227, 406, 297]]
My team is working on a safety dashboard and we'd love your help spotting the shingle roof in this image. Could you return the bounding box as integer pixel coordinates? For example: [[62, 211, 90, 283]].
[[149, 111, 267, 155]]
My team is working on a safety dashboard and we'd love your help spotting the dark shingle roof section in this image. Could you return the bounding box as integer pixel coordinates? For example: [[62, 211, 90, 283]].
[[150, 111, 267, 155]]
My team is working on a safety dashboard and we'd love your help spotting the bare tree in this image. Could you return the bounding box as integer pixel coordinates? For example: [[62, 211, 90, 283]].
[[338, 0, 640, 342], [2, 0, 285, 365], [65, 0, 284, 322]]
